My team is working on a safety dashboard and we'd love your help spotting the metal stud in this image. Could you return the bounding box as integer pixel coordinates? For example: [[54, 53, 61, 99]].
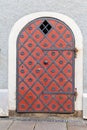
[[36, 69, 40, 73], [29, 26, 32, 30], [28, 78, 32, 82], [67, 87, 71, 91], [28, 61, 32, 65], [59, 60, 63, 64], [37, 104, 40, 108], [51, 69, 55, 73], [21, 86, 24, 90], [28, 96, 32, 99], [67, 52, 71, 55], [68, 69, 71, 73], [44, 78, 48, 82], [20, 34, 24, 38], [44, 96, 48, 99], [67, 104, 71, 109], [59, 96, 63, 100], [58, 26, 63, 30], [59, 78, 63, 82], [44, 43, 48, 47], [52, 87, 55, 91], [51, 52, 55, 56], [21, 69, 24, 73], [36, 52, 40, 56], [20, 51, 24, 55], [52, 104, 56, 109], [21, 104, 25, 108], [28, 43, 32, 47], [59, 43, 63, 47], [66, 34, 70, 38], [35, 34, 40, 38], [36, 87, 40, 91], [52, 34, 55, 38]]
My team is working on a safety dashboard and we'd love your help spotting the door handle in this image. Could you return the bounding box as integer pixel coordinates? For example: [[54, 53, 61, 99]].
[[44, 60, 48, 65]]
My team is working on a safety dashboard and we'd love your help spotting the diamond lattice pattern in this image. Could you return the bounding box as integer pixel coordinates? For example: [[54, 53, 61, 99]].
[[17, 18, 75, 113]]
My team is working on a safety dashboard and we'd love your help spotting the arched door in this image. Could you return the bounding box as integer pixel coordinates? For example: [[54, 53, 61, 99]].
[[17, 17, 75, 113]]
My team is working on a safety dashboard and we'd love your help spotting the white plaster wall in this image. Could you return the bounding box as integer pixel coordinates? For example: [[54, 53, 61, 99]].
[[0, 0, 86, 90], [0, 89, 8, 116], [8, 12, 83, 111]]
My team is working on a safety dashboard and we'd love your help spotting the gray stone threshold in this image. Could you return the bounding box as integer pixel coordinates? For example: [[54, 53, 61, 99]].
[[0, 117, 87, 130]]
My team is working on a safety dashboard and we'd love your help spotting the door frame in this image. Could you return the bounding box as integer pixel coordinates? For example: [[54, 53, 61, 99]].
[[8, 12, 83, 112]]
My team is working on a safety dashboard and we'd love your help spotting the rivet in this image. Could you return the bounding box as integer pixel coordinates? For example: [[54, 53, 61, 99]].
[[44, 96, 48, 99], [68, 69, 71, 73], [28, 78, 32, 82], [28, 96, 32, 99], [35, 34, 40, 38], [44, 78, 48, 82], [59, 78, 63, 82], [59, 60, 63, 64], [52, 34, 55, 38], [29, 26, 32, 30], [52, 87, 55, 91], [36, 69, 40, 73], [44, 43, 48, 47], [67, 87, 71, 91], [21, 69, 24, 73], [21, 86, 24, 90], [20, 51, 24, 55], [36, 52, 40, 56], [59, 43, 63, 47], [28, 43, 32, 47], [51, 52, 55, 56], [67, 104, 71, 108], [51, 69, 55, 73], [52, 104, 56, 109], [36, 87, 40, 91], [21, 104, 25, 108], [58, 26, 63, 30], [59, 96, 63, 100], [37, 104, 40, 108], [20, 34, 24, 38], [67, 52, 71, 55], [66, 34, 70, 38], [28, 61, 32, 65]]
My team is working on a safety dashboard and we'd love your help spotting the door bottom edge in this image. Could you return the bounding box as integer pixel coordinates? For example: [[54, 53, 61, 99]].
[[9, 110, 82, 118]]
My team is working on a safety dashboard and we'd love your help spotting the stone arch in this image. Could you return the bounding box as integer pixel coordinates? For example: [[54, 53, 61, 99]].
[[8, 12, 83, 112]]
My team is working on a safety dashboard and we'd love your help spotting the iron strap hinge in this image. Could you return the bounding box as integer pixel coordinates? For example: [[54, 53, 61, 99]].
[[43, 88, 77, 100], [74, 88, 77, 101], [74, 48, 78, 58], [43, 89, 77, 95], [42, 48, 78, 58]]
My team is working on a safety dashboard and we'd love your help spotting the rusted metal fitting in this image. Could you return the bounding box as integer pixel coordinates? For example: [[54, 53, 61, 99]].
[[74, 88, 77, 101], [74, 48, 78, 58]]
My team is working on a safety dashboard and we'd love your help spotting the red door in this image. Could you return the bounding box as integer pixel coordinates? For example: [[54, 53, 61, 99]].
[[17, 18, 75, 113]]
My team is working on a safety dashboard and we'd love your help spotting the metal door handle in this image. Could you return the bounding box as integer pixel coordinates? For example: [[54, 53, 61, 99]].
[[44, 60, 48, 65]]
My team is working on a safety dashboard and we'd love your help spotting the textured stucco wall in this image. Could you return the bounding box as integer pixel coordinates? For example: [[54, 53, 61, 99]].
[[0, 0, 87, 90]]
